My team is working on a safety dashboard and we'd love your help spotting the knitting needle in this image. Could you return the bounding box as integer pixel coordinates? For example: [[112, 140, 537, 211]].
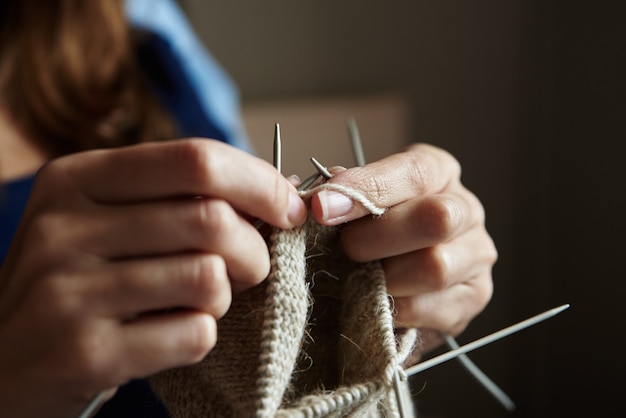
[[77, 131, 322, 418], [309, 157, 333, 180], [76, 391, 107, 418], [273, 122, 325, 191], [347, 118, 515, 412], [441, 332, 515, 411], [345, 120, 409, 417], [347, 117, 366, 167], [254, 131, 328, 231], [253, 124, 284, 230], [297, 172, 323, 191], [406, 304, 570, 377], [273, 122, 324, 191], [273, 123, 282, 174], [392, 368, 411, 418], [309, 151, 410, 416]]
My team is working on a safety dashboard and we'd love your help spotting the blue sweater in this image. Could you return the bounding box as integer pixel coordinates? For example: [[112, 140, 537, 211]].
[[0, 1, 246, 415]]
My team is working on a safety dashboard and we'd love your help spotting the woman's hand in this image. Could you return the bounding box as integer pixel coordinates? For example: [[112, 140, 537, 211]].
[[310, 143, 497, 356], [0, 139, 306, 418]]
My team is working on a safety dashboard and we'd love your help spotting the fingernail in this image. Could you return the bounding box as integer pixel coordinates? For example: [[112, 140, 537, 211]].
[[317, 190, 353, 221], [287, 174, 301, 187], [288, 192, 307, 225]]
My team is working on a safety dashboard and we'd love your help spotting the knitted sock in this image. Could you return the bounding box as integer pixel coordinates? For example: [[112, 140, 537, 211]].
[[150, 190, 419, 417]]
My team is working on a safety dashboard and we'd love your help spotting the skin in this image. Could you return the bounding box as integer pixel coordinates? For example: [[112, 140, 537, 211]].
[[0, 136, 307, 417], [310, 144, 497, 353], [0, 112, 496, 416]]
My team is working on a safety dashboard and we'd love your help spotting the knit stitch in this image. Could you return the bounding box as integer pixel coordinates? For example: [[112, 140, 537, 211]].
[[150, 188, 419, 417]]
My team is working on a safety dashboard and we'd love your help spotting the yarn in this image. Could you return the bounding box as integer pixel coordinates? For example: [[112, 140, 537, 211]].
[[299, 183, 386, 217], [150, 185, 419, 417]]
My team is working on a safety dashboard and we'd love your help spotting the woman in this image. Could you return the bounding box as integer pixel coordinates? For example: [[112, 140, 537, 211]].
[[0, 1, 497, 417]]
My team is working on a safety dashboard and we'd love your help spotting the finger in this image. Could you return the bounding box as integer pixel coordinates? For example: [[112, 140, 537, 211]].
[[87, 254, 232, 320], [384, 227, 497, 297], [66, 198, 271, 285], [43, 139, 306, 228], [392, 271, 493, 334], [116, 311, 217, 381], [340, 190, 484, 262], [310, 143, 460, 225]]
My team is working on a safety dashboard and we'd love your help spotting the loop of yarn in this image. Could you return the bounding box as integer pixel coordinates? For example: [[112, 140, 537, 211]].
[[299, 182, 387, 217]]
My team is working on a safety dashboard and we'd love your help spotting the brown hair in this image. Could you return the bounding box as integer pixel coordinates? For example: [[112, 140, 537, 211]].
[[0, 0, 176, 157]]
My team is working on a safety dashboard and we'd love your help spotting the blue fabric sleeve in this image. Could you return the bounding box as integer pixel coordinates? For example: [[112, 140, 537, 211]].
[[0, 176, 34, 264], [126, 0, 251, 153]]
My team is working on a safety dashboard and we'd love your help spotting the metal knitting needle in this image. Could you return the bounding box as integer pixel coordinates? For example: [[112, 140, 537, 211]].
[[348, 118, 515, 412], [309, 157, 333, 180], [346, 121, 409, 417], [274, 123, 325, 191], [347, 117, 366, 167], [297, 172, 322, 191], [253, 124, 284, 230], [310, 150, 410, 417], [76, 391, 107, 418], [81, 128, 315, 417], [442, 332, 515, 411], [392, 368, 411, 418], [273, 123, 282, 174], [406, 304, 570, 377]]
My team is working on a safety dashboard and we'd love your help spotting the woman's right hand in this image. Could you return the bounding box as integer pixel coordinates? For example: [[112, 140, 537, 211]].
[[0, 139, 307, 418]]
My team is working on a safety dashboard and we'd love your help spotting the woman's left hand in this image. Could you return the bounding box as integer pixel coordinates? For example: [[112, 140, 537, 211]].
[[310, 143, 497, 355]]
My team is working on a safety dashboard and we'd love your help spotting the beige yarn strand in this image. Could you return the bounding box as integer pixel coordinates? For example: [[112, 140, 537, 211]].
[[299, 183, 387, 216]]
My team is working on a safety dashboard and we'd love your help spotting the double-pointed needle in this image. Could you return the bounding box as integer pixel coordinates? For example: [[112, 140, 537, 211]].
[[346, 117, 521, 413], [273, 123, 281, 174], [406, 304, 570, 378]]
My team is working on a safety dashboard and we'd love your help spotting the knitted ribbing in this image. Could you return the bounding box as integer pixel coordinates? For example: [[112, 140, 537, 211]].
[[150, 188, 419, 417], [256, 225, 310, 417]]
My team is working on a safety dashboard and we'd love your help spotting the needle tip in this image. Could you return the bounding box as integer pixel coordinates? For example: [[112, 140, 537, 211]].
[[273, 123, 282, 173], [310, 157, 332, 179], [553, 303, 571, 314]]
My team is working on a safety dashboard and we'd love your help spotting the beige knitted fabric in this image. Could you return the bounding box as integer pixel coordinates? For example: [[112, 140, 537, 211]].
[[151, 203, 419, 417]]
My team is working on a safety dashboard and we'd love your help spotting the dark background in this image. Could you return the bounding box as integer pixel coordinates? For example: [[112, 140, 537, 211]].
[[181, 1, 626, 416]]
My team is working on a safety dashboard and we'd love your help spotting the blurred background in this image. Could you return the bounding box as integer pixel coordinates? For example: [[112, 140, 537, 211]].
[[180, 1, 625, 416]]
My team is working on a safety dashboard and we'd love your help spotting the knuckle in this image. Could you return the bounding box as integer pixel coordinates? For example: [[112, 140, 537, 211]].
[[174, 139, 219, 189], [463, 188, 486, 224], [421, 196, 463, 242], [268, 174, 290, 218], [421, 247, 452, 291], [25, 212, 70, 252], [441, 149, 462, 180], [406, 143, 462, 187], [405, 151, 435, 195], [73, 329, 111, 381], [34, 272, 83, 318], [190, 256, 231, 318], [183, 315, 217, 362], [485, 234, 499, 266], [473, 273, 494, 313], [192, 199, 235, 240]]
